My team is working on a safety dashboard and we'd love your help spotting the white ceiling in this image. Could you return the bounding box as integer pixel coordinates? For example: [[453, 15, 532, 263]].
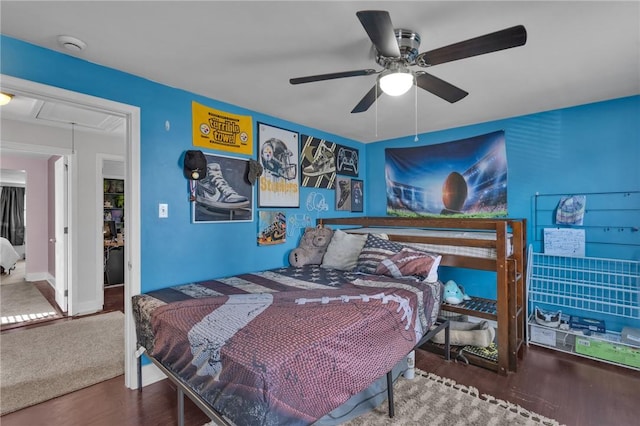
[[1, 1, 638, 143], [0, 94, 125, 134]]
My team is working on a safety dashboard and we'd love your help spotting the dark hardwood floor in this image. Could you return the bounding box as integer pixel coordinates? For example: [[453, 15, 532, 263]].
[[2, 341, 638, 426]]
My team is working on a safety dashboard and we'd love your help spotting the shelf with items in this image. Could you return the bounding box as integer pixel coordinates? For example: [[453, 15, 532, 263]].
[[528, 316, 640, 370], [527, 249, 640, 370], [103, 178, 125, 243]]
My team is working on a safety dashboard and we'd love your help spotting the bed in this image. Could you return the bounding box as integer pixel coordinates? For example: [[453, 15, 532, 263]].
[[133, 264, 445, 426], [0, 237, 20, 274], [321, 216, 527, 375]]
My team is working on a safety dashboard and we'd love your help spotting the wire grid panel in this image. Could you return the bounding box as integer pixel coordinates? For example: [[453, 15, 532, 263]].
[[529, 252, 640, 319]]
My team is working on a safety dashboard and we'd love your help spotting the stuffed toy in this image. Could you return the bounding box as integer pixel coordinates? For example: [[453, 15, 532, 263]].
[[289, 226, 334, 267], [443, 280, 471, 304]]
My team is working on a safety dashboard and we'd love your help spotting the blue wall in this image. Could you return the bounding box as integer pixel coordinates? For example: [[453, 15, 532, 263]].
[[0, 35, 367, 292], [366, 96, 640, 298], [2, 35, 638, 298]]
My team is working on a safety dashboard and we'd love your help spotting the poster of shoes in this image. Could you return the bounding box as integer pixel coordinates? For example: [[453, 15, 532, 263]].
[[351, 179, 364, 212], [300, 135, 336, 189], [257, 211, 286, 246], [335, 177, 352, 211], [335, 145, 359, 177], [192, 153, 253, 223], [257, 123, 300, 208]]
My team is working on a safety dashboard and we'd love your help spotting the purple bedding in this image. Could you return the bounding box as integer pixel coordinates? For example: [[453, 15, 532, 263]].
[[133, 265, 442, 425]]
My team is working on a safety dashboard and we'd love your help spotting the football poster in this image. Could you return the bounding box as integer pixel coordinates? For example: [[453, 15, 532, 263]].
[[385, 131, 507, 217], [257, 123, 300, 207]]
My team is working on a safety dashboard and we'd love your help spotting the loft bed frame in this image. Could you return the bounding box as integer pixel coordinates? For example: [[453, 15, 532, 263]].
[[320, 216, 527, 375]]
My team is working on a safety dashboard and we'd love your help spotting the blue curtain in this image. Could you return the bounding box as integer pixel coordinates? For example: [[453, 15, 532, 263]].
[[0, 186, 26, 245]]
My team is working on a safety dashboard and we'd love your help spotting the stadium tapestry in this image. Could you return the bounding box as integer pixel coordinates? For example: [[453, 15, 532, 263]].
[[385, 130, 507, 218]]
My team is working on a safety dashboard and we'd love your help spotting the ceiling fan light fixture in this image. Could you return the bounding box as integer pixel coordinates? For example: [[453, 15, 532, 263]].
[[0, 92, 13, 106], [379, 69, 414, 96]]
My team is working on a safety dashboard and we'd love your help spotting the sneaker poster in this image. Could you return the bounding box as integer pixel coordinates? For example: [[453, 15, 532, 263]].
[[300, 135, 337, 189], [192, 153, 253, 223], [335, 177, 352, 211], [257, 211, 286, 246]]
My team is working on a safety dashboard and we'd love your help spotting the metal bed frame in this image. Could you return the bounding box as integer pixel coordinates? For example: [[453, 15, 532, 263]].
[[137, 318, 450, 426]]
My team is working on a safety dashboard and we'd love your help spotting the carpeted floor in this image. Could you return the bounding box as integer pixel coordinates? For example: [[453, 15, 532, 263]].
[[342, 370, 562, 426], [0, 281, 59, 325], [0, 311, 124, 415]]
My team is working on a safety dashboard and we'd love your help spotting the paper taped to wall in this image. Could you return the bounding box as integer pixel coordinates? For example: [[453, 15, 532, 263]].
[[543, 228, 586, 256]]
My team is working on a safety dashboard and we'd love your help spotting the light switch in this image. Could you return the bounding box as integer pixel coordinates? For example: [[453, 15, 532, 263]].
[[159, 203, 168, 218]]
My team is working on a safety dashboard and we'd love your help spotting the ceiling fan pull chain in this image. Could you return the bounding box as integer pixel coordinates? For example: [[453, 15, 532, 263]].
[[414, 83, 419, 142], [375, 83, 378, 138]]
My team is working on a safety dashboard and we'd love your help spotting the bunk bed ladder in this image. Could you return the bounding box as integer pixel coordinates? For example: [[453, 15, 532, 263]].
[[508, 258, 525, 372], [509, 219, 527, 372]]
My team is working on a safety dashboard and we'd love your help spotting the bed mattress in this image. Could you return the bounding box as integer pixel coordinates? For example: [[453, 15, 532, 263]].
[[133, 265, 442, 426], [345, 227, 513, 258], [0, 237, 20, 271]]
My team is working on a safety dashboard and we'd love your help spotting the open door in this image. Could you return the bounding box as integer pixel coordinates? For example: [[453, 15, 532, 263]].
[[54, 156, 68, 312]]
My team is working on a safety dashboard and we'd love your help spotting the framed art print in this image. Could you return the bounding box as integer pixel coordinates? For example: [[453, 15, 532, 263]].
[[300, 135, 336, 189], [351, 179, 363, 212], [257, 211, 287, 245], [258, 123, 300, 207], [335, 176, 352, 211], [192, 153, 253, 223], [336, 144, 359, 177]]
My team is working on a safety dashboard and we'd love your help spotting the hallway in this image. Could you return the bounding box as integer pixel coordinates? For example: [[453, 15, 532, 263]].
[[1, 260, 124, 332]]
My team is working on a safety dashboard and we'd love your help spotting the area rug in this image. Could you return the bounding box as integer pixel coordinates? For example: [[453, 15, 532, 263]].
[[203, 369, 561, 426], [0, 281, 59, 325], [0, 311, 124, 415], [342, 370, 561, 426]]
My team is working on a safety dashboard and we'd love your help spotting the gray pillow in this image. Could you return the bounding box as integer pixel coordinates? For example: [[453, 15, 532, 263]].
[[320, 229, 368, 271]]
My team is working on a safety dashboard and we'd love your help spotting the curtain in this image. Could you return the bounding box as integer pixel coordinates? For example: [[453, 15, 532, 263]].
[[0, 186, 26, 245]]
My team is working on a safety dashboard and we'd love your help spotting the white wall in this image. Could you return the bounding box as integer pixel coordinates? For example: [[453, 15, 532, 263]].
[[1, 118, 125, 313], [0, 156, 47, 275]]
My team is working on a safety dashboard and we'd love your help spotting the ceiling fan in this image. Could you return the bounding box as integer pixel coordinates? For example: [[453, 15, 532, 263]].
[[290, 10, 527, 113]]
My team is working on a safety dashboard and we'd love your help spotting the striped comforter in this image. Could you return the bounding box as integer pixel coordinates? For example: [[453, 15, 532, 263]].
[[132, 265, 442, 426]]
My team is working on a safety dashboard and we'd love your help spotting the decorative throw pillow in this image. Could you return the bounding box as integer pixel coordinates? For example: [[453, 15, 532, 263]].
[[355, 233, 405, 274], [375, 247, 442, 282], [321, 229, 368, 271]]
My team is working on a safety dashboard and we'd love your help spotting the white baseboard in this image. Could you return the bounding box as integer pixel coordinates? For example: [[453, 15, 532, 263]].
[[141, 362, 167, 387], [25, 272, 49, 282], [74, 300, 103, 316]]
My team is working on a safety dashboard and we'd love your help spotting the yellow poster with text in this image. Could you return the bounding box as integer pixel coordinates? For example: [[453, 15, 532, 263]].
[[192, 101, 253, 155]]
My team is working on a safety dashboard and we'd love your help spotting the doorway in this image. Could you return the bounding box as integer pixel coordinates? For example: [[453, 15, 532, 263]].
[[1, 167, 64, 328], [0, 74, 141, 389]]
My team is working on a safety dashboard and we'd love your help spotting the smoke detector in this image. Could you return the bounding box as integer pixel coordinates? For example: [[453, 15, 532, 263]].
[[57, 35, 86, 52]]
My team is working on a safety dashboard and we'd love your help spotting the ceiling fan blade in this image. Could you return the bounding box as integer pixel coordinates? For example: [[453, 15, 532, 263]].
[[351, 84, 383, 113], [415, 72, 468, 103], [290, 69, 377, 85], [416, 25, 527, 67], [356, 10, 401, 58]]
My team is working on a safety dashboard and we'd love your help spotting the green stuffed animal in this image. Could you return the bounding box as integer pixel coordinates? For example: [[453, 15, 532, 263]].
[[289, 225, 334, 267]]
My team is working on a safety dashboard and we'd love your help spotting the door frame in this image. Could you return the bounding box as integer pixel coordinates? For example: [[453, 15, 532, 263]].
[[54, 155, 68, 312], [98, 154, 126, 298], [0, 74, 141, 389]]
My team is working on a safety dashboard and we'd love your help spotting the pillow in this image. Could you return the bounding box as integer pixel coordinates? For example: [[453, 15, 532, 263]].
[[355, 233, 405, 274], [375, 247, 442, 283], [321, 229, 368, 271]]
